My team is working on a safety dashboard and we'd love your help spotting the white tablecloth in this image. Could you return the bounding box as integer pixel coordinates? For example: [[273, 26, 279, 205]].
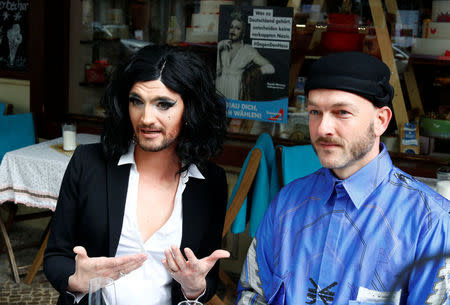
[[0, 133, 100, 211]]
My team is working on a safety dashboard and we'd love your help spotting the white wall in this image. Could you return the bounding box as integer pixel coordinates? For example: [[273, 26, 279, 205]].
[[0, 78, 30, 113]]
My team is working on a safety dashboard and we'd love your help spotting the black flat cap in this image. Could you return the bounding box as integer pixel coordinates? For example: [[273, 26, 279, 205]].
[[304, 52, 394, 108]]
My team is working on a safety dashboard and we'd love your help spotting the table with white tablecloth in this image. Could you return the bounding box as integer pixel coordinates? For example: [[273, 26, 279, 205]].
[[0, 133, 100, 210], [0, 133, 100, 283]]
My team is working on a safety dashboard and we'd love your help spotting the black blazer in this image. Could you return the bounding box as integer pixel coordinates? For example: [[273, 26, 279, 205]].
[[43, 143, 228, 305]]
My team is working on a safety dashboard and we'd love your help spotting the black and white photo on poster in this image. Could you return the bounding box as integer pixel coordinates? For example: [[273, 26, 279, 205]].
[[0, 0, 29, 71], [217, 5, 292, 123]]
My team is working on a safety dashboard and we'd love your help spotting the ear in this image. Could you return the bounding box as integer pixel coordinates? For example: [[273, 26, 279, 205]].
[[374, 106, 392, 136]]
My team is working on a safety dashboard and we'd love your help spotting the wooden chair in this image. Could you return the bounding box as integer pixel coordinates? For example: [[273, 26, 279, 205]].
[[208, 144, 320, 304], [207, 148, 262, 305]]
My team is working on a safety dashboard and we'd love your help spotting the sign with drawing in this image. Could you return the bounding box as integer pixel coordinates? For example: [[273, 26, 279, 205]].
[[0, 0, 29, 72], [217, 5, 293, 124]]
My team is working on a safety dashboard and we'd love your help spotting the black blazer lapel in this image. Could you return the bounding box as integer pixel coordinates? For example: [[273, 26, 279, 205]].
[[106, 162, 131, 257], [180, 178, 208, 252]]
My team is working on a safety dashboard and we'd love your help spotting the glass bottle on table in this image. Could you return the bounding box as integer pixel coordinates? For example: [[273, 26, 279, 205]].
[[62, 122, 77, 151]]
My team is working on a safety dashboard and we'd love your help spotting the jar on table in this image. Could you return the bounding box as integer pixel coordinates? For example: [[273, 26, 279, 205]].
[[436, 166, 450, 200], [62, 122, 77, 151]]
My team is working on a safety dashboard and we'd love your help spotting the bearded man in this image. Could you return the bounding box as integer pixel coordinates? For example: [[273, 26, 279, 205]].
[[236, 52, 450, 305]]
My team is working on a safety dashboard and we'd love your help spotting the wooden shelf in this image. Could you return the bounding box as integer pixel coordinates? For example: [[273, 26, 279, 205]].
[[409, 56, 450, 67], [80, 38, 121, 44], [68, 113, 104, 122], [79, 82, 106, 87], [389, 151, 449, 178], [67, 113, 104, 135], [172, 42, 217, 48]]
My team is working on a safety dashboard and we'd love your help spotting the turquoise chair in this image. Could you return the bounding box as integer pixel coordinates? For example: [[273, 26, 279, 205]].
[[0, 113, 36, 162], [276, 144, 322, 186], [227, 133, 280, 237]]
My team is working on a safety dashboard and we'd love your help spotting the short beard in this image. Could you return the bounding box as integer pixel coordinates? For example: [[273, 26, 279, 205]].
[[345, 123, 376, 168], [134, 134, 178, 153], [313, 122, 376, 170]]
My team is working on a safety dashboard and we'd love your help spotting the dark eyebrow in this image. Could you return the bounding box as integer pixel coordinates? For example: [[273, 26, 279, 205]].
[[155, 97, 177, 102], [128, 92, 177, 103], [307, 99, 317, 106], [129, 92, 142, 100]]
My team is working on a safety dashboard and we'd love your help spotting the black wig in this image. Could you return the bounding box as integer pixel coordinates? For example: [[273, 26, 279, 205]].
[[100, 44, 227, 171]]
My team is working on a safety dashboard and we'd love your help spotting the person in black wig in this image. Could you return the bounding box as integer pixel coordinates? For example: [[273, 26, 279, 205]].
[[44, 45, 230, 305]]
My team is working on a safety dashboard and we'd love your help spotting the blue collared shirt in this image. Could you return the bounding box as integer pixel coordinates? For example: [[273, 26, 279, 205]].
[[237, 144, 450, 305]]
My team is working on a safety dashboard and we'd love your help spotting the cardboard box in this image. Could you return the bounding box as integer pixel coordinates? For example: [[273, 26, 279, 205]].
[[432, 0, 450, 22], [422, 20, 450, 39], [411, 37, 450, 56], [400, 123, 420, 154]]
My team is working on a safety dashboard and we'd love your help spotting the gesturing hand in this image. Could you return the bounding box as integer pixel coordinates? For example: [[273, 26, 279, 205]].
[[67, 246, 147, 293], [162, 246, 230, 299]]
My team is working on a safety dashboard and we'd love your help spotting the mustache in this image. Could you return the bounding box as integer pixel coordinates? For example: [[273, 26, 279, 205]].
[[137, 124, 161, 130], [315, 137, 344, 146]]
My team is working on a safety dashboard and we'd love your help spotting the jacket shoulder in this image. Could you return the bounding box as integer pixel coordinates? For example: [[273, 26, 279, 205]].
[[70, 143, 108, 170], [73, 143, 105, 159], [200, 161, 226, 179]]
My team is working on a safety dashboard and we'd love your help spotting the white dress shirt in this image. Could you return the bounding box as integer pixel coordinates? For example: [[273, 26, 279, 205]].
[[115, 144, 204, 305], [71, 144, 204, 304]]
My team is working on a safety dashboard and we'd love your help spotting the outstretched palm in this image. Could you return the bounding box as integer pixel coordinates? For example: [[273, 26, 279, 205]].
[[162, 246, 230, 299]]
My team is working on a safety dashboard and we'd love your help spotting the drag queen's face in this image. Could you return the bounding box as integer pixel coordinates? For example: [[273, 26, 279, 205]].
[[229, 19, 243, 41]]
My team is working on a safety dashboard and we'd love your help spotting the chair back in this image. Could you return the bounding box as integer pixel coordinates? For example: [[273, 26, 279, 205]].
[[277, 144, 322, 186], [226, 133, 280, 237], [211, 137, 269, 305], [222, 148, 261, 238], [0, 103, 13, 115], [0, 113, 36, 162]]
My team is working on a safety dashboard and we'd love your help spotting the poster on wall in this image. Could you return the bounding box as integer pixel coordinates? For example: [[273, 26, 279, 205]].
[[0, 0, 29, 72], [216, 5, 293, 124]]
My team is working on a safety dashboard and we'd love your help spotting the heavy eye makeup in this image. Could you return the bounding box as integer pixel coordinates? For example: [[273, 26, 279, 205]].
[[155, 99, 176, 110], [129, 94, 144, 106], [129, 94, 176, 110]]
